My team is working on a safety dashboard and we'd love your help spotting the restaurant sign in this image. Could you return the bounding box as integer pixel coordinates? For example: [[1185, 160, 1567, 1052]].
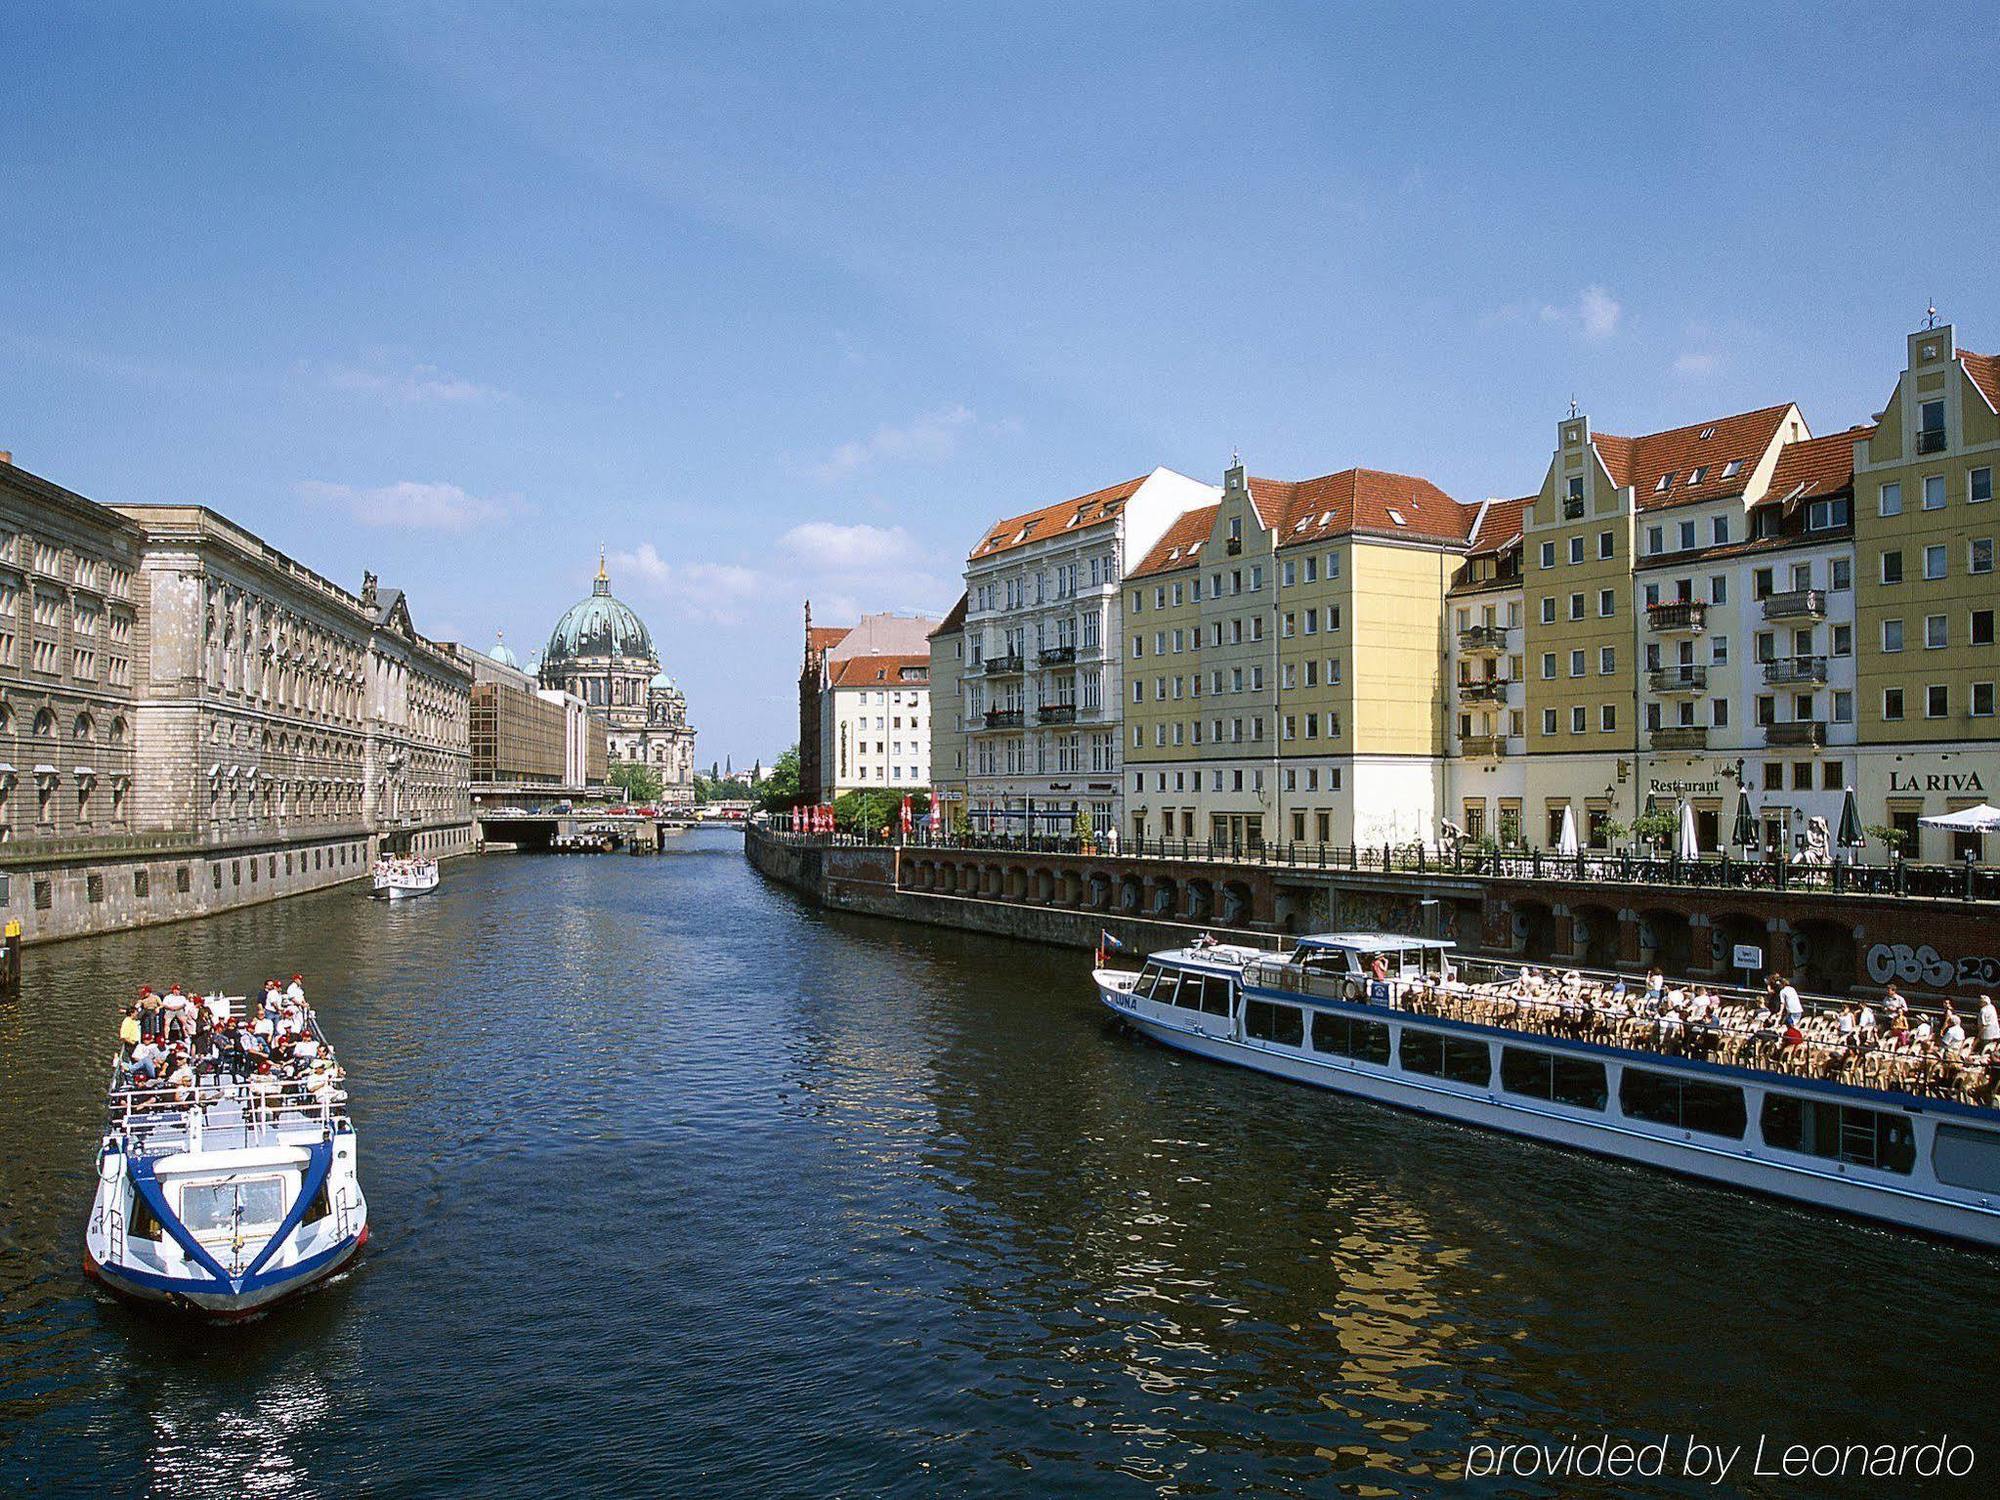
[[1886, 770, 1987, 794]]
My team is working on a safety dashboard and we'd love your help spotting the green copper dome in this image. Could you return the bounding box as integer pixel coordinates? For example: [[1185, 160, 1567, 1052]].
[[544, 562, 655, 669]]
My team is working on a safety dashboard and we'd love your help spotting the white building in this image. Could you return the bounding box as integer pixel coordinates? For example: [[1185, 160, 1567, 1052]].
[[826, 653, 931, 794], [960, 468, 1219, 836]]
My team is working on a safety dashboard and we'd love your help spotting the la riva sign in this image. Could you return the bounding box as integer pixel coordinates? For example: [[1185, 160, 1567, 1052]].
[[1886, 771, 1986, 793]]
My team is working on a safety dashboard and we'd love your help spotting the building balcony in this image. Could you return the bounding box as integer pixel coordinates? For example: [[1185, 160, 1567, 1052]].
[[982, 708, 1024, 730], [1646, 600, 1708, 634], [1765, 719, 1826, 748], [1648, 665, 1708, 694], [1457, 678, 1509, 704], [1762, 654, 1828, 686], [1917, 427, 1948, 455], [1037, 703, 1077, 725], [982, 654, 1024, 677], [1460, 734, 1508, 758], [1761, 587, 1825, 622], [1458, 624, 1508, 654], [1037, 644, 1076, 666], [1649, 726, 1709, 752]]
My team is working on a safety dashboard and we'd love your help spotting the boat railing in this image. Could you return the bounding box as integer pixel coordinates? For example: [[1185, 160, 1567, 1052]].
[[107, 1075, 349, 1155], [1241, 954, 1999, 1107]]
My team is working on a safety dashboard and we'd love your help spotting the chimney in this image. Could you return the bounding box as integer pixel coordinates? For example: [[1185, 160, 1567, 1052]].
[[0, 451, 12, 466]]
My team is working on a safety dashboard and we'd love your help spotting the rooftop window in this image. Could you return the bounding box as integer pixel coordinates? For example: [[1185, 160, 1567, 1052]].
[[1655, 473, 1673, 492], [1722, 458, 1744, 479]]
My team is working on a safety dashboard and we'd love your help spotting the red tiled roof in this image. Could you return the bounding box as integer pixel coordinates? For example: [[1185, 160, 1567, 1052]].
[[807, 626, 851, 655], [969, 475, 1147, 561], [1256, 468, 1476, 547], [828, 653, 930, 689], [1128, 504, 1220, 579], [1758, 425, 1871, 507], [1961, 350, 2000, 412], [1593, 403, 1796, 511], [928, 592, 969, 638], [1467, 494, 1532, 554]]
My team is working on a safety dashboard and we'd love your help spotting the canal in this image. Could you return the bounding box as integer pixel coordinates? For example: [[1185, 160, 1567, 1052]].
[[1, 828, 1990, 1496]]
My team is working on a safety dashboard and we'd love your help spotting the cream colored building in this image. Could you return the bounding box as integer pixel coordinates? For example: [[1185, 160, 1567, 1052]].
[[927, 593, 968, 817], [962, 468, 1218, 836]]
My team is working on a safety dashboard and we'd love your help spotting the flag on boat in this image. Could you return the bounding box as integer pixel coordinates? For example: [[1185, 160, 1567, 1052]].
[[1100, 930, 1128, 952]]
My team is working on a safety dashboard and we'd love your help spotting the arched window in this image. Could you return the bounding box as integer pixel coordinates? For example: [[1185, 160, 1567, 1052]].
[[32, 708, 55, 738], [74, 712, 95, 742], [108, 715, 128, 745]]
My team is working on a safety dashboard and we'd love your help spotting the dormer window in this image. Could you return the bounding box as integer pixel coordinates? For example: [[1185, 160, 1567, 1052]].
[[1655, 473, 1673, 492], [1722, 459, 1744, 479], [1699, 426, 1716, 440], [1688, 466, 1708, 485]]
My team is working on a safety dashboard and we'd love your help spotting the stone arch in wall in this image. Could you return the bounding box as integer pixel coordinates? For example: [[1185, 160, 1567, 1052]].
[[1792, 918, 1855, 995], [1117, 874, 1142, 913], [1149, 877, 1178, 918], [1573, 903, 1622, 970], [1636, 907, 1693, 976], [1512, 898, 1557, 961], [1220, 880, 1254, 926], [1185, 878, 1214, 921]]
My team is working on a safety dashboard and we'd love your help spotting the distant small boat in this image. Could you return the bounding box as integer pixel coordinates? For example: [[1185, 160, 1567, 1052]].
[[371, 857, 438, 899]]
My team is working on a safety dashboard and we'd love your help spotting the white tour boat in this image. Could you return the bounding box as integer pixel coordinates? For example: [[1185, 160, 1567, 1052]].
[[371, 856, 439, 899], [1097, 933, 2000, 1249], [85, 994, 369, 1318]]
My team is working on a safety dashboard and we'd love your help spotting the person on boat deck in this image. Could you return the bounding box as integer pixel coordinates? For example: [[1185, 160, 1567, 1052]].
[[1369, 953, 1391, 984], [1979, 994, 2000, 1047], [1882, 984, 1909, 1024], [1857, 1001, 1878, 1045], [286, 973, 306, 1007], [1942, 1013, 1968, 1055], [128, 1038, 165, 1082], [119, 1005, 142, 1057], [247, 1062, 280, 1117], [138, 987, 163, 1041], [262, 980, 285, 1017], [1777, 974, 1804, 1030], [1644, 968, 1665, 1005], [165, 1051, 198, 1102]]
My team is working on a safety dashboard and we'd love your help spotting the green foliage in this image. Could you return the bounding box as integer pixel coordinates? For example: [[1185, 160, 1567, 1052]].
[[607, 760, 664, 803], [755, 747, 802, 812], [833, 788, 930, 836], [1629, 810, 1677, 846], [947, 799, 970, 838], [1073, 804, 1094, 845], [1865, 823, 1907, 855], [693, 774, 754, 804]]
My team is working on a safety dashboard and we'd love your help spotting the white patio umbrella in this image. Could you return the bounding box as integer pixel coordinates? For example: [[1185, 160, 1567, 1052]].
[[1556, 803, 1580, 857], [1917, 802, 2000, 833], [1676, 799, 1701, 859]]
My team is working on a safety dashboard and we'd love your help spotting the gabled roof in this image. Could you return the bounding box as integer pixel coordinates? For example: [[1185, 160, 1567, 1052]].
[[1256, 468, 1476, 547], [1960, 350, 2000, 412], [1466, 495, 1532, 554], [1592, 403, 1795, 511], [928, 592, 969, 639], [1128, 504, 1220, 579], [828, 653, 930, 689], [1758, 425, 1871, 508], [807, 626, 851, 655], [970, 475, 1147, 561]]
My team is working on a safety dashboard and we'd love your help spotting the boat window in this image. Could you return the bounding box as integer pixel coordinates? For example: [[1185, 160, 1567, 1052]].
[[1400, 1029, 1489, 1085], [302, 1180, 334, 1225], [1311, 1011, 1391, 1064], [1149, 971, 1181, 1006], [1933, 1125, 2000, 1193], [1618, 1067, 1747, 1139], [1174, 976, 1206, 1010], [128, 1189, 165, 1242], [1135, 963, 1164, 997], [1760, 1095, 1914, 1174], [1501, 1048, 1608, 1110], [1244, 999, 1304, 1047], [180, 1175, 287, 1232], [1199, 976, 1235, 1016]]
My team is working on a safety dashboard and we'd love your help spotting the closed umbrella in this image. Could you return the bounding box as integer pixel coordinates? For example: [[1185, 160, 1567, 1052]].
[[1676, 800, 1701, 859], [1837, 786, 1866, 850], [1732, 786, 1757, 850], [1556, 804, 1580, 857]]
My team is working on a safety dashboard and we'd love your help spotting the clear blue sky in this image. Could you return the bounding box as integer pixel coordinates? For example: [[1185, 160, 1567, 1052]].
[[4, 3, 1996, 765]]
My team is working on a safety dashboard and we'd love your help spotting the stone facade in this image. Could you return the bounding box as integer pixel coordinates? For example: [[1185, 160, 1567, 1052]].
[[0, 457, 475, 945]]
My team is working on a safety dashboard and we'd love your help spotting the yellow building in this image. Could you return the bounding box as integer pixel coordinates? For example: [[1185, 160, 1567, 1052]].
[[927, 592, 969, 820], [1124, 460, 1475, 849], [1853, 321, 2000, 858]]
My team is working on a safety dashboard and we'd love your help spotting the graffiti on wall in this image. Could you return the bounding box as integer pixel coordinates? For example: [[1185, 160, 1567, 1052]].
[[1865, 942, 2000, 989]]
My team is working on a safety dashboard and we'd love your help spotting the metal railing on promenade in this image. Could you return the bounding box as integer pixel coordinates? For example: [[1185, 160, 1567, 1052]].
[[758, 826, 2000, 903]]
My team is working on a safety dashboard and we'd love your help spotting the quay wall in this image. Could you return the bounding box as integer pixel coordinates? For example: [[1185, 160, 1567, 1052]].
[[1, 820, 475, 947], [745, 827, 2000, 1003]]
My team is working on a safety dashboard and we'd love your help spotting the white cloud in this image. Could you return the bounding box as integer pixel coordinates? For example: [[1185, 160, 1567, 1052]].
[[607, 543, 767, 626], [298, 479, 515, 530], [324, 362, 507, 404], [1539, 285, 1623, 340], [809, 404, 974, 482], [777, 521, 915, 569], [1673, 351, 1719, 378]]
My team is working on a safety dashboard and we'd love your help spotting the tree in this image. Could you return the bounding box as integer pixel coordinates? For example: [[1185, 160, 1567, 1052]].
[[755, 747, 802, 812], [1866, 823, 1908, 858], [1629, 810, 1677, 850], [947, 799, 969, 839], [1073, 803, 1094, 848], [608, 761, 664, 803]]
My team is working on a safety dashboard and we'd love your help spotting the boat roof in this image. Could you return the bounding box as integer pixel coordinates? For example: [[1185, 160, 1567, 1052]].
[[1293, 932, 1458, 952]]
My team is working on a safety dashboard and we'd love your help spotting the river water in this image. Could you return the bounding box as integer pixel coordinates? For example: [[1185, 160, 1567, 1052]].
[[0, 829, 1990, 1497]]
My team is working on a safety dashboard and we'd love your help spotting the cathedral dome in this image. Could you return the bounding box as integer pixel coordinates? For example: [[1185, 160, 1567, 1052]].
[[489, 630, 521, 669], [544, 558, 655, 670]]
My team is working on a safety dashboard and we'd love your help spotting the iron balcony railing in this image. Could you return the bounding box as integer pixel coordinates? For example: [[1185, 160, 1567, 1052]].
[[1037, 703, 1077, 725], [1460, 734, 1508, 758], [1458, 678, 1509, 703], [1649, 725, 1709, 751], [760, 826, 2000, 903], [1458, 624, 1508, 653], [1765, 719, 1826, 748], [1917, 427, 1948, 455], [1761, 587, 1826, 621], [1763, 654, 1828, 685], [1648, 665, 1707, 694], [982, 708, 1024, 729], [983, 655, 1025, 676], [1647, 600, 1708, 633], [1037, 644, 1076, 666]]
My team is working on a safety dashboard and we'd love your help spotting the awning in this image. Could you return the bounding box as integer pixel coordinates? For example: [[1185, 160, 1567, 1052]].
[[1918, 802, 2000, 833]]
